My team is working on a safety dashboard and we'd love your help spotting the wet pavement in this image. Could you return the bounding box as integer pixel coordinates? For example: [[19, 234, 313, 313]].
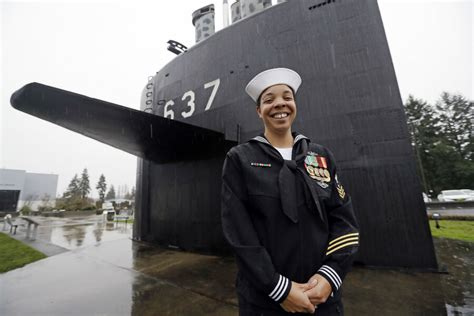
[[3, 215, 132, 256], [427, 208, 474, 218], [0, 215, 473, 315], [344, 238, 474, 315]]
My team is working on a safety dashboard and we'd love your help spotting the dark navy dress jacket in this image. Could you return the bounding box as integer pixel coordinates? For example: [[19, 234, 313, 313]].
[[221, 133, 359, 312]]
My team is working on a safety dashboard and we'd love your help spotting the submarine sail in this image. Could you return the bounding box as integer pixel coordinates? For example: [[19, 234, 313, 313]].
[[11, 0, 438, 269]]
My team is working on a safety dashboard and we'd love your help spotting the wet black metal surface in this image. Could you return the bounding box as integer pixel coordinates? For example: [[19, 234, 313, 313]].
[[139, 0, 437, 268], [10, 83, 231, 164], [9, 0, 437, 268]]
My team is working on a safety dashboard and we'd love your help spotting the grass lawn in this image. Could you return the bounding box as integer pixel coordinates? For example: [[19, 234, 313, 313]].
[[429, 220, 474, 243], [115, 219, 134, 223], [0, 233, 47, 273]]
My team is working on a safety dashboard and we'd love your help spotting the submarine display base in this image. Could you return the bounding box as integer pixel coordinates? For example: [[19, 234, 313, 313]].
[[0, 222, 472, 315]]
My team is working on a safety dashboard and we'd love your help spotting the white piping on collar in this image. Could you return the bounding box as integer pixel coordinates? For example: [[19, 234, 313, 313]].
[[253, 136, 271, 145], [252, 134, 308, 145], [293, 134, 308, 144]]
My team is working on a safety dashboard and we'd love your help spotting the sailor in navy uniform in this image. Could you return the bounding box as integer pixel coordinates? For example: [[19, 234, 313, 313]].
[[221, 68, 359, 315]]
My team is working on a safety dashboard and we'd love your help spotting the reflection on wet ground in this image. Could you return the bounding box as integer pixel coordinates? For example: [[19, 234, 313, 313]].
[[0, 215, 473, 315], [345, 238, 473, 315], [435, 238, 474, 315], [31, 215, 132, 250]]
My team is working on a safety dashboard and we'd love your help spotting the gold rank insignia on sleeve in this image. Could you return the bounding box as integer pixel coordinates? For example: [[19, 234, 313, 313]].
[[326, 232, 359, 256], [335, 174, 345, 199], [337, 185, 346, 199]]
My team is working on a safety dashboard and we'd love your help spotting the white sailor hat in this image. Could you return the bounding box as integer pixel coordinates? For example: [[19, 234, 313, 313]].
[[245, 67, 302, 103]]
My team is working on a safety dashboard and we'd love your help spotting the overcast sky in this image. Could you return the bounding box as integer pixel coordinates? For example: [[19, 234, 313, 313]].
[[1, 0, 472, 198]]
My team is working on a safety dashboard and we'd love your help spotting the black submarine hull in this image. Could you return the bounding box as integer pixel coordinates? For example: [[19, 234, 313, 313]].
[[138, 0, 437, 269], [10, 0, 437, 269]]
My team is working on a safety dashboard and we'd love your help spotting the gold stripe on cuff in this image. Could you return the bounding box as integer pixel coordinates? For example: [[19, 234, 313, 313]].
[[326, 241, 359, 256], [328, 233, 359, 246], [327, 237, 359, 251]]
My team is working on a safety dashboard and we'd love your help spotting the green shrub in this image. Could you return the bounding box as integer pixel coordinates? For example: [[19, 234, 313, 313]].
[[37, 206, 54, 213], [95, 201, 103, 209], [81, 205, 97, 211], [19, 205, 32, 216], [55, 196, 97, 212]]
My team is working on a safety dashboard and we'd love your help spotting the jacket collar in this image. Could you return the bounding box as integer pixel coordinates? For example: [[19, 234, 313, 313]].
[[251, 132, 309, 146], [250, 132, 313, 224], [249, 132, 324, 223]]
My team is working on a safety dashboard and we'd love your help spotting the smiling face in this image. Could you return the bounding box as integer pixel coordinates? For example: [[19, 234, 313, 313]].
[[256, 84, 297, 136]]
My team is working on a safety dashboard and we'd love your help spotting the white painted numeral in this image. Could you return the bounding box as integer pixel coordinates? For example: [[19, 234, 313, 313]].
[[181, 91, 196, 118], [164, 100, 175, 119], [204, 78, 220, 111], [164, 78, 219, 119]]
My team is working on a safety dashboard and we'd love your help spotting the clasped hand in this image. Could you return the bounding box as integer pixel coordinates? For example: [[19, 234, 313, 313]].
[[280, 274, 332, 314]]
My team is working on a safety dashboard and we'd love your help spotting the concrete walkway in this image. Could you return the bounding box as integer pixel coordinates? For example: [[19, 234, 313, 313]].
[[0, 238, 238, 316], [1, 215, 473, 315]]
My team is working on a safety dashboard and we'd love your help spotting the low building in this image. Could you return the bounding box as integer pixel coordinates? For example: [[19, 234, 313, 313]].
[[0, 168, 58, 214]]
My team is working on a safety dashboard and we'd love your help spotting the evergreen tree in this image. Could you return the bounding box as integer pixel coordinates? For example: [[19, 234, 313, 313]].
[[130, 186, 136, 200], [96, 174, 107, 202], [404, 93, 473, 196], [404, 95, 439, 194], [123, 184, 129, 199], [117, 184, 122, 199], [105, 185, 116, 200], [429, 141, 470, 194], [124, 185, 135, 200], [435, 92, 473, 159], [79, 168, 91, 199], [63, 174, 81, 199]]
